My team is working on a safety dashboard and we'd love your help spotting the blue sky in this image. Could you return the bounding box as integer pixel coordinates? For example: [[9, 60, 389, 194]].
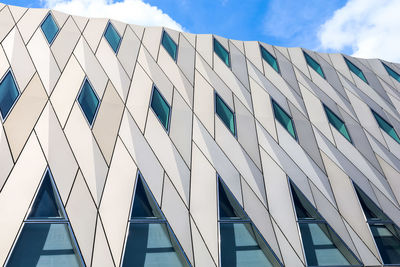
[[3, 0, 400, 62]]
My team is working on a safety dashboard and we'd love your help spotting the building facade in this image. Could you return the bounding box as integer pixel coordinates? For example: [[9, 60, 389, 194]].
[[0, 3, 400, 267]]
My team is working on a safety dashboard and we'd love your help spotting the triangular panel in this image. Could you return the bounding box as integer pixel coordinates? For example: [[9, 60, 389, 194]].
[[218, 177, 282, 267], [122, 172, 190, 267], [290, 181, 362, 266], [6, 168, 84, 267], [28, 169, 65, 220]]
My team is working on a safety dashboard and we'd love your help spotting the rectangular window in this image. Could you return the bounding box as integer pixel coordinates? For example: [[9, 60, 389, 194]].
[[323, 104, 352, 143], [215, 93, 236, 136], [214, 38, 231, 68], [260, 45, 280, 73], [161, 31, 177, 61], [271, 100, 297, 140], [304, 51, 325, 78], [383, 62, 400, 83], [344, 57, 368, 84], [371, 109, 400, 143], [150, 86, 171, 132]]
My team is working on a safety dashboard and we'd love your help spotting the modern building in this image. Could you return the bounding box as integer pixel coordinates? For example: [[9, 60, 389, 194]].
[[0, 3, 400, 267]]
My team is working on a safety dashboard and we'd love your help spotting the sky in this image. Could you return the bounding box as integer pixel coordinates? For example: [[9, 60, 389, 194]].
[[3, 0, 400, 62]]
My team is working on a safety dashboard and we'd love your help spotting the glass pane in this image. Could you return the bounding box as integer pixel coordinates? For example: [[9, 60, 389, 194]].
[[215, 94, 236, 136], [304, 52, 325, 78], [7, 223, 81, 267], [77, 79, 100, 126], [299, 223, 359, 266], [370, 224, 400, 264], [150, 86, 170, 131], [354, 184, 388, 221], [214, 38, 230, 67], [41, 13, 59, 44], [0, 71, 19, 120], [220, 223, 281, 267], [131, 175, 162, 220], [272, 100, 297, 139], [260, 46, 279, 73], [218, 179, 246, 220], [162, 31, 177, 61], [371, 109, 400, 144], [383, 63, 400, 82], [28, 170, 64, 220], [104, 22, 121, 53], [122, 223, 189, 267], [290, 182, 321, 221], [324, 105, 352, 142], [344, 58, 368, 84]]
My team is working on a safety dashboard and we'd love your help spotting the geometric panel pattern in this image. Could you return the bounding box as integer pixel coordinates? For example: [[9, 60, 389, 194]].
[[0, 3, 400, 267]]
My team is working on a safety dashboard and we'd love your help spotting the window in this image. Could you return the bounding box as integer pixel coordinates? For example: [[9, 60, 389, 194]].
[[162, 31, 178, 61], [6, 168, 83, 267], [371, 109, 400, 144], [382, 62, 400, 83], [122, 173, 190, 267], [77, 78, 100, 127], [218, 176, 282, 267], [260, 45, 280, 73], [354, 184, 400, 265], [304, 51, 325, 78], [271, 99, 297, 140], [290, 181, 362, 266], [150, 85, 171, 132], [41, 13, 59, 44], [344, 57, 368, 84], [0, 70, 20, 121], [323, 104, 352, 143], [214, 38, 230, 68], [104, 22, 122, 53], [215, 93, 236, 136]]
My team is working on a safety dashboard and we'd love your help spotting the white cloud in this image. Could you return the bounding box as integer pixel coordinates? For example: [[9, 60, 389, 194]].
[[41, 0, 184, 31], [318, 0, 400, 62]]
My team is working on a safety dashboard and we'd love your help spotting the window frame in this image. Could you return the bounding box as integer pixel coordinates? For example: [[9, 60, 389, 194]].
[[0, 69, 21, 122], [161, 29, 178, 62], [213, 37, 231, 68], [303, 51, 325, 79], [214, 91, 237, 137], [40, 12, 60, 46], [323, 103, 352, 143], [271, 98, 298, 141], [76, 77, 101, 128], [150, 84, 172, 133], [260, 44, 280, 73], [103, 21, 122, 54]]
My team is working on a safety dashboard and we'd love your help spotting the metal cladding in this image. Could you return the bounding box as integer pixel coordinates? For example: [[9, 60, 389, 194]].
[[0, 3, 400, 267]]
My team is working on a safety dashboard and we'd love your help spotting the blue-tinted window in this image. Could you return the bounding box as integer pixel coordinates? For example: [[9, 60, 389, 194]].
[[218, 177, 282, 267], [41, 13, 59, 44], [122, 173, 190, 267], [323, 104, 352, 143], [304, 51, 325, 78], [371, 109, 400, 144], [104, 22, 121, 53], [290, 181, 362, 266], [162, 31, 177, 61], [215, 93, 236, 136], [6, 168, 83, 267], [214, 38, 230, 68], [150, 86, 171, 131], [0, 71, 19, 120], [260, 45, 280, 73], [383, 62, 400, 83], [344, 57, 368, 84], [6, 223, 81, 267], [77, 79, 100, 127], [28, 170, 65, 220], [355, 184, 400, 265], [271, 100, 297, 140]]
